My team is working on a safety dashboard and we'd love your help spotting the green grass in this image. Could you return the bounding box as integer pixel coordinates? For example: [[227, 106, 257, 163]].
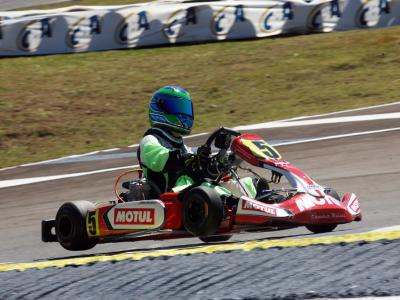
[[1, 26, 400, 168]]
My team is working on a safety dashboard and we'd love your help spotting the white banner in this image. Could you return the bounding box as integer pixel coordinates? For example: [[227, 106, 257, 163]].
[[0, 0, 399, 56]]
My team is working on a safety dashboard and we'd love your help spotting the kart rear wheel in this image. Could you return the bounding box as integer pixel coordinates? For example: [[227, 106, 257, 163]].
[[199, 235, 232, 243], [55, 201, 98, 251], [306, 223, 337, 234], [183, 187, 223, 237]]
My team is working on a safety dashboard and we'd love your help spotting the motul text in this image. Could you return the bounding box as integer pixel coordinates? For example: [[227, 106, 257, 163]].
[[242, 200, 277, 216], [114, 208, 155, 225]]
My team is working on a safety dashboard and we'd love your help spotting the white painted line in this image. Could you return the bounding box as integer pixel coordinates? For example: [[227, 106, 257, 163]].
[[234, 112, 400, 131], [1, 102, 399, 172], [0, 150, 101, 171], [1, 126, 400, 189], [285, 100, 400, 120], [273, 127, 400, 146], [0, 165, 138, 189], [102, 148, 120, 153], [372, 225, 400, 232]]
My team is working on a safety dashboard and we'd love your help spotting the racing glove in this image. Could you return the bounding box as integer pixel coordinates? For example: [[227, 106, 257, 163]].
[[197, 145, 211, 159]]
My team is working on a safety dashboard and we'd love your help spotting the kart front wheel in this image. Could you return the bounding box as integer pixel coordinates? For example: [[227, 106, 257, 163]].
[[306, 224, 337, 234], [183, 187, 224, 237], [55, 201, 98, 251], [199, 235, 232, 243]]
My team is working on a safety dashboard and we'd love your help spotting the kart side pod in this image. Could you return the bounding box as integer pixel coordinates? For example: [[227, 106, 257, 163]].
[[235, 197, 293, 224]]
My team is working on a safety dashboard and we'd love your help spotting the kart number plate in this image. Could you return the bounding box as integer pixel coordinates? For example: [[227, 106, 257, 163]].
[[242, 139, 281, 160], [86, 210, 99, 237]]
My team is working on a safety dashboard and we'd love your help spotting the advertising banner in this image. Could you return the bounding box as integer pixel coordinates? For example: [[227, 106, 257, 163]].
[[0, 0, 399, 56]]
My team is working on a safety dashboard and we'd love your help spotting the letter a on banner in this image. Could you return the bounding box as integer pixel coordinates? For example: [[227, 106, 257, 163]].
[[138, 11, 150, 30], [235, 5, 245, 22], [330, 0, 341, 18], [90, 15, 101, 34], [41, 18, 52, 38], [186, 7, 197, 25], [282, 2, 293, 20], [379, 0, 390, 14]]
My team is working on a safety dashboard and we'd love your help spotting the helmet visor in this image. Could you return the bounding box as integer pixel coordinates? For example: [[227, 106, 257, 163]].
[[159, 95, 193, 117]]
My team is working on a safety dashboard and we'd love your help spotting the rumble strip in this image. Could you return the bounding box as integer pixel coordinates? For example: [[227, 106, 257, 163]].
[[1, 229, 400, 272]]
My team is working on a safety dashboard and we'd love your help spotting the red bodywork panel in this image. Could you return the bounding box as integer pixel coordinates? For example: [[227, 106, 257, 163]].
[[159, 192, 183, 230]]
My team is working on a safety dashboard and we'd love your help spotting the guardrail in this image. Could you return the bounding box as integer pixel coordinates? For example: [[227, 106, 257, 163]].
[[0, 0, 399, 56]]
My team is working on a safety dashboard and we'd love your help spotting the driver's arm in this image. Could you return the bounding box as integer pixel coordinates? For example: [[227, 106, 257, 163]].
[[140, 135, 186, 172]]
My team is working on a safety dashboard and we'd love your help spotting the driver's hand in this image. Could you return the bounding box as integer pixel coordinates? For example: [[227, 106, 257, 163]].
[[197, 145, 211, 158]]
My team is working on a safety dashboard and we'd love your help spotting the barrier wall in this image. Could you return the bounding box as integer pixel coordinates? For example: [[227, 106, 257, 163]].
[[0, 0, 399, 56]]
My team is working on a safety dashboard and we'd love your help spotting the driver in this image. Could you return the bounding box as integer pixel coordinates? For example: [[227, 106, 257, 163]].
[[137, 86, 265, 197]]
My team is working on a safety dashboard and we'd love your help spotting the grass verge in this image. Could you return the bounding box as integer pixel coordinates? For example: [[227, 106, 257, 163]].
[[1, 26, 400, 168]]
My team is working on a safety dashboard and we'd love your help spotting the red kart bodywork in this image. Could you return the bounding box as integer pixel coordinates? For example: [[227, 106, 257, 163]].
[[81, 133, 361, 244], [42, 131, 362, 249]]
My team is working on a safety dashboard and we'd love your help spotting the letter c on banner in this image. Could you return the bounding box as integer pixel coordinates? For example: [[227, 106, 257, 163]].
[[306, 1, 343, 32], [115, 11, 151, 45], [211, 5, 244, 37], [259, 6, 289, 35], [163, 9, 188, 42], [17, 20, 47, 52], [355, 0, 389, 28]]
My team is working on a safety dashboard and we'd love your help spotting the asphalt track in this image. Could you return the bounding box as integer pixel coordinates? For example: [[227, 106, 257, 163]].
[[1, 102, 400, 299], [1, 102, 400, 264]]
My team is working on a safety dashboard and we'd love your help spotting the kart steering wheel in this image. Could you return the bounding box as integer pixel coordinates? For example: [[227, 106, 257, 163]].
[[197, 127, 241, 178], [204, 127, 241, 150]]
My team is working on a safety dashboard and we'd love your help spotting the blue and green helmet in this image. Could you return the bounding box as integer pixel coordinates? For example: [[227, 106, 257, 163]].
[[149, 86, 194, 135]]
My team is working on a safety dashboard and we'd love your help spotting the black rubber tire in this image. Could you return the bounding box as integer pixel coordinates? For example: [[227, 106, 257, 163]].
[[55, 201, 98, 251], [182, 186, 224, 237], [306, 223, 338, 234], [199, 235, 232, 243]]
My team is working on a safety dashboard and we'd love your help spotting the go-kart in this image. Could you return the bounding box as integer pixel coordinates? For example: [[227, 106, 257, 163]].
[[42, 128, 362, 251]]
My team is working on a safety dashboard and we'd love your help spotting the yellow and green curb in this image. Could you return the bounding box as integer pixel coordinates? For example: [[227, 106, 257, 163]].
[[2, 229, 399, 272]]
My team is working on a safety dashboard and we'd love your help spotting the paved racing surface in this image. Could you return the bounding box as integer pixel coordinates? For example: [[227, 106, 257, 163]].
[[1, 102, 400, 299]]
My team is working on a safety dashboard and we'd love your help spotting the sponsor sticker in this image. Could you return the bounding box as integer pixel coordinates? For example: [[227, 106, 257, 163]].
[[114, 208, 155, 225], [296, 194, 341, 212], [348, 197, 360, 215], [242, 199, 277, 216], [311, 212, 346, 220]]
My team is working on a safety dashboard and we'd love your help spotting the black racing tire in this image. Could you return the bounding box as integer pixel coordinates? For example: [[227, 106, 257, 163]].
[[199, 235, 232, 243], [182, 186, 224, 237], [306, 223, 338, 234], [55, 201, 98, 251], [325, 188, 340, 201]]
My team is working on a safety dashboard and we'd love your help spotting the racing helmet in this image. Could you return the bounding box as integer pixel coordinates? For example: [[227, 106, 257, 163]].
[[149, 86, 194, 135]]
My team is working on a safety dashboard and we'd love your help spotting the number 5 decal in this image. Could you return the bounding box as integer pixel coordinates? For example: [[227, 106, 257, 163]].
[[86, 210, 99, 237], [242, 139, 282, 160]]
